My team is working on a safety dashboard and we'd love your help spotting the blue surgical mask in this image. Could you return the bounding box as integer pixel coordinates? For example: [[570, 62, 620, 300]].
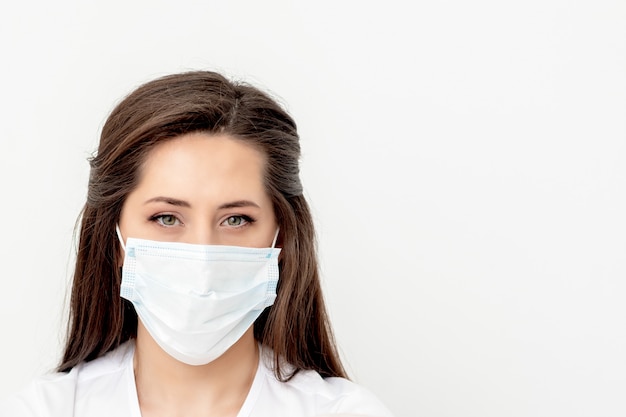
[[117, 226, 280, 365]]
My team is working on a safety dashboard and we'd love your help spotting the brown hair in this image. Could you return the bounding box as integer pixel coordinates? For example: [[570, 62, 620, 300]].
[[59, 70, 347, 380]]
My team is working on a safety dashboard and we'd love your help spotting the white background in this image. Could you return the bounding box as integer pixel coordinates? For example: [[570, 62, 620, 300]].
[[1, 1, 625, 416]]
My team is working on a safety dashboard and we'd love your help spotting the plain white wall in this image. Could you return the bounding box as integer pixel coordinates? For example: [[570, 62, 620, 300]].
[[1, 1, 625, 416]]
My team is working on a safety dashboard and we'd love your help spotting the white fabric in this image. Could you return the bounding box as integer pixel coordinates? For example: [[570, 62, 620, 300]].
[[0, 341, 393, 417], [120, 236, 281, 365]]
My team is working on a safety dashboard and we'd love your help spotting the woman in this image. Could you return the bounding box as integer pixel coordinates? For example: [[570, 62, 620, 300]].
[[1, 71, 393, 416]]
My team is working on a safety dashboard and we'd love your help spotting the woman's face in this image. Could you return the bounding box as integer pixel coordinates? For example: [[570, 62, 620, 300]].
[[119, 132, 278, 248]]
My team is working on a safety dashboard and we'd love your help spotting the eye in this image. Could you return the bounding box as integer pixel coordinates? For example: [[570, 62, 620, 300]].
[[151, 214, 181, 227], [222, 215, 253, 228]]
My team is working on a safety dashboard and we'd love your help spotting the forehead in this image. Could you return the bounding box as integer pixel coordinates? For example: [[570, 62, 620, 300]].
[[134, 132, 268, 203]]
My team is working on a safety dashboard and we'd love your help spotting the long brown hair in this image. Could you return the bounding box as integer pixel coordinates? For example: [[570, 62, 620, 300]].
[[59, 71, 347, 380]]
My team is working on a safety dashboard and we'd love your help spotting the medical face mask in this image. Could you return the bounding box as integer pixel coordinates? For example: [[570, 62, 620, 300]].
[[116, 226, 280, 366]]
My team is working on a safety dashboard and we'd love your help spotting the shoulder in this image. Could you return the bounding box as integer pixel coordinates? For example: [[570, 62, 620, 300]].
[[248, 348, 393, 417], [0, 341, 136, 417], [284, 371, 393, 417], [0, 370, 74, 417]]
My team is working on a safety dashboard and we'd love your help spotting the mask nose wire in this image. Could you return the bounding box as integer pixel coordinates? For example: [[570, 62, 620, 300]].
[[271, 228, 280, 249], [115, 224, 126, 252]]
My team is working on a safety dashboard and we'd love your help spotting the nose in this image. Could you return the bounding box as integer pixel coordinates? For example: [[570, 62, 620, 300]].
[[184, 221, 217, 245]]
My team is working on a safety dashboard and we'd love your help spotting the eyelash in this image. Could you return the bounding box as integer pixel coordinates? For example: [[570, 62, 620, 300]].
[[149, 213, 181, 227], [148, 214, 256, 228], [222, 215, 255, 228]]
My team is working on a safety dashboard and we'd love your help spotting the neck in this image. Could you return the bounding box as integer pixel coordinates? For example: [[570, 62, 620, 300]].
[[133, 323, 258, 417]]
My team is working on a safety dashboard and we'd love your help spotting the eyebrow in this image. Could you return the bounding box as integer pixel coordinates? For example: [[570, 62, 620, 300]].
[[217, 200, 261, 210], [144, 196, 260, 210], [144, 196, 191, 207]]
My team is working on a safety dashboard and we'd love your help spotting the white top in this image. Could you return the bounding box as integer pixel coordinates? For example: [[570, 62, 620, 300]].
[[1, 341, 393, 417]]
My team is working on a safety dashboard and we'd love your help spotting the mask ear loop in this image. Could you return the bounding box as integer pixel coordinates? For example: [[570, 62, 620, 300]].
[[271, 228, 280, 249], [116, 224, 126, 252]]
